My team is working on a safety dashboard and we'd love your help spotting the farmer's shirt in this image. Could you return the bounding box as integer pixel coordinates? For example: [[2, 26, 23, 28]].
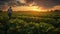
[[8, 7, 12, 14]]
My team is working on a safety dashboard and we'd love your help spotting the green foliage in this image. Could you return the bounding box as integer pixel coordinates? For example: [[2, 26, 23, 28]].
[[0, 11, 60, 34], [39, 22, 54, 32]]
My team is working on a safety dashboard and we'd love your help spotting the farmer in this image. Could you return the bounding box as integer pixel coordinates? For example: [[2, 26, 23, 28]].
[[8, 6, 12, 19]]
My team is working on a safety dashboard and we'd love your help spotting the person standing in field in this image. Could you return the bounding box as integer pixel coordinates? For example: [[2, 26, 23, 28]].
[[8, 6, 12, 19]]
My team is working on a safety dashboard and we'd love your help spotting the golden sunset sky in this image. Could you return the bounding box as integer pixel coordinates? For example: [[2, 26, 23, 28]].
[[0, 0, 60, 11]]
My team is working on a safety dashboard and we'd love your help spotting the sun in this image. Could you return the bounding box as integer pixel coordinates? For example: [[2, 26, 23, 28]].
[[30, 6, 42, 11], [30, 6, 48, 12], [12, 6, 46, 12]]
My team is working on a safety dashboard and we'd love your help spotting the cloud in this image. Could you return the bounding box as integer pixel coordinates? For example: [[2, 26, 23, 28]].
[[0, 0, 25, 10], [50, 5, 60, 10], [0, 0, 60, 10], [0, 0, 25, 6], [24, 0, 60, 8]]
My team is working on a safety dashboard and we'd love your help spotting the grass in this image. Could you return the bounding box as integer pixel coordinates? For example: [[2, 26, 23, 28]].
[[0, 11, 60, 34]]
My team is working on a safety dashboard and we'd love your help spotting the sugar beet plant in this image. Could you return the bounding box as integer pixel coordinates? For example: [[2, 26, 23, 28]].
[[0, 11, 60, 34]]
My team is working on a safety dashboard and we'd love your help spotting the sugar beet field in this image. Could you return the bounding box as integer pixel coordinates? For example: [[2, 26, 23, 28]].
[[0, 11, 60, 34]]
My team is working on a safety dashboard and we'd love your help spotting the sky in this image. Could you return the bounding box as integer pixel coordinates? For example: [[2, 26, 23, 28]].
[[0, 0, 60, 11]]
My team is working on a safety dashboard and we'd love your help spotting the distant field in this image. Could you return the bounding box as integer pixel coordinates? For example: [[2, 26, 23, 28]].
[[0, 11, 60, 34]]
